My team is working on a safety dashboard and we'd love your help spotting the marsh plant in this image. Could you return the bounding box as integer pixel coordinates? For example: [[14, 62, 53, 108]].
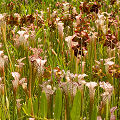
[[0, 0, 120, 120]]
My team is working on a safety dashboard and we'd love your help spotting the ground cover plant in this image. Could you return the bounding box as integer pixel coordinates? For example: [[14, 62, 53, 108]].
[[0, 0, 120, 119]]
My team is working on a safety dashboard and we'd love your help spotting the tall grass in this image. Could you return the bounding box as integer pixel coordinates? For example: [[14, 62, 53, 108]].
[[0, 0, 120, 120]]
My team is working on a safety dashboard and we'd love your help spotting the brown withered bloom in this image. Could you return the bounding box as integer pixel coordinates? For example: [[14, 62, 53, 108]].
[[48, 18, 56, 30], [20, 15, 35, 26], [7, 2, 15, 11], [6, 15, 19, 26], [104, 30, 118, 49], [26, 15, 35, 24], [72, 45, 84, 57], [79, 2, 100, 14], [92, 65, 105, 79], [70, 31, 89, 57], [37, 18, 44, 28], [56, 2, 63, 8], [48, 10, 58, 30], [79, 2, 90, 14], [75, 16, 90, 33], [60, 14, 70, 27], [90, 2, 100, 14], [20, 15, 27, 26], [110, 0, 116, 5], [109, 64, 120, 79]]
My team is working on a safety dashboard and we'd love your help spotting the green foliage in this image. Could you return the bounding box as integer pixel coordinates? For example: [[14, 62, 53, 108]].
[[33, 97, 38, 116], [40, 92, 47, 119], [91, 104, 97, 120], [71, 90, 81, 120], [22, 98, 32, 116], [106, 99, 109, 120], [54, 88, 62, 120]]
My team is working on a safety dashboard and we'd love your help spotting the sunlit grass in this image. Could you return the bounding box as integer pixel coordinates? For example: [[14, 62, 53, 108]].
[[0, 0, 120, 120]]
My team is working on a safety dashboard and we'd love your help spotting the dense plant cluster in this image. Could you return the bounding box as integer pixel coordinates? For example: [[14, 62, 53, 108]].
[[0, 0, 120, 120]]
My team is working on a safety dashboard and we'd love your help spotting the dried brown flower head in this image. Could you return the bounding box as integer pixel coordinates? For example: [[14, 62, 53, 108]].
[[6, 15, 19, 26]]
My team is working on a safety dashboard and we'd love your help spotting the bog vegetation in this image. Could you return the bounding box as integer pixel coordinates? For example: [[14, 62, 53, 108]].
[[0, 0, 120, 119]]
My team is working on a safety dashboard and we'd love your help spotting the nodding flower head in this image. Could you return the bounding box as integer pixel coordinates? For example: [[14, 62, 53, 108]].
[[41, 83, 54, 102], [65, 36, 72, 49], [12, 72, 20, 81], [14, 30, 29, 47], [100, 82, 113, 105], [16, 99, 22, 111], [86, 82, 97, 101], [35, 58, 47, 74], [110, 106, 117, 120], [65, 70, 76, 82], [22, 83, 27, 91], [59, 81, 78, 97], [101, 91, 111, 104], [103, 57, 115, 73], [12, 72, 20, 92], [15, 57, 26, 69], [19, 78, 27, 91], [99, 81, 113, 93], [78, 73, 87, 81]]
